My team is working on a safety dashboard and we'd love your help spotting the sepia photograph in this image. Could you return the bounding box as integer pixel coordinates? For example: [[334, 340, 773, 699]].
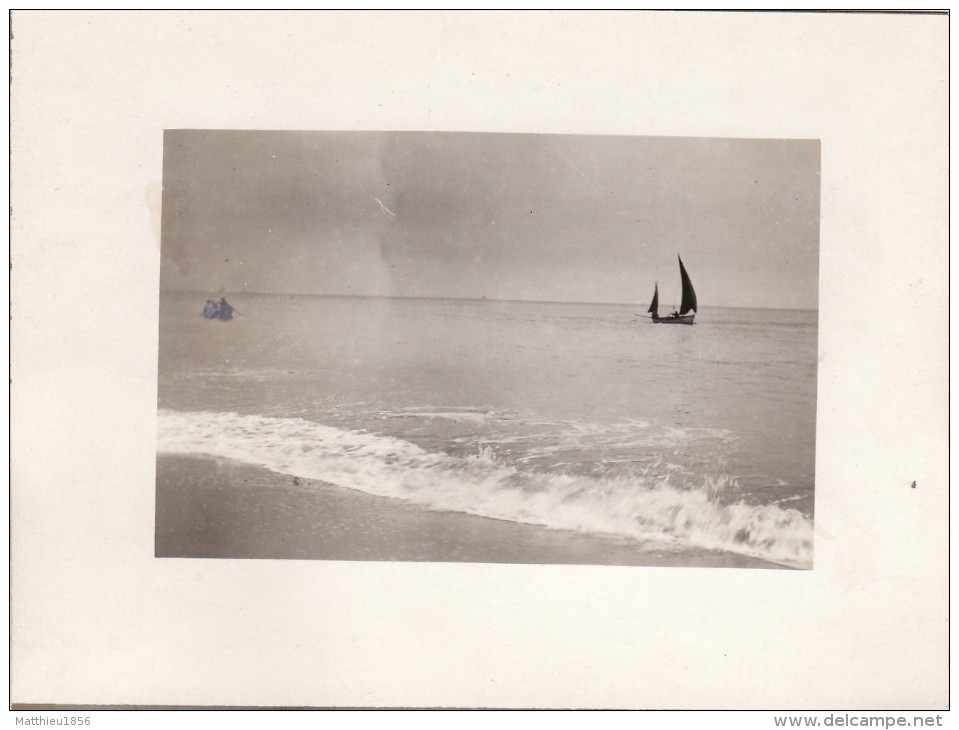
[[156, 130, 819, 570], [12, 10, 946, 711]]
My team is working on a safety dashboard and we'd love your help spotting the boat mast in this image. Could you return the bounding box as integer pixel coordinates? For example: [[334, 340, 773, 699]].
[[678, 255, 697, 315], [647, 282, 659, 317]]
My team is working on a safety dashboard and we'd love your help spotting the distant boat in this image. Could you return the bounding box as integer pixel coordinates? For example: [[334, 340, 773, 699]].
[[647, 255, 697, 325], [203, 297, 235, 321]]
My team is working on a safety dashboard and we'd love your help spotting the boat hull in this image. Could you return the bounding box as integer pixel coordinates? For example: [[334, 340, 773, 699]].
[[651, 313, 695, 325]]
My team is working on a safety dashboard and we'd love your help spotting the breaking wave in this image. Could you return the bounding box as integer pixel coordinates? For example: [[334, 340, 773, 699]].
[[157, 409, 813, 568]]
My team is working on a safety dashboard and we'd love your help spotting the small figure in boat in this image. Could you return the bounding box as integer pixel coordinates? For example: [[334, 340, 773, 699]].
[[218, 297, 234, 319], [202, 297, 234, 320]]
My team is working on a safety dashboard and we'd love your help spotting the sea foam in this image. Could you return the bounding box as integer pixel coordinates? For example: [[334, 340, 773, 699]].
[[158, 409, 813, 568]]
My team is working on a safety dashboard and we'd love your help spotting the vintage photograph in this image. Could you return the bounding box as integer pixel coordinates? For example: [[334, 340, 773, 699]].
[[13, 8, 947, 712], [156, 130, 819, 570]]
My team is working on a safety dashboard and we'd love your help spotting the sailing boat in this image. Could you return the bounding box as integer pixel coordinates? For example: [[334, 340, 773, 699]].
[[647, 255, 697, 325]]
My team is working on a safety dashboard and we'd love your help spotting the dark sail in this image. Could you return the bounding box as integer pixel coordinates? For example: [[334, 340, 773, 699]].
[[678, 255, 697, 315], [647, 282, 659, 316]]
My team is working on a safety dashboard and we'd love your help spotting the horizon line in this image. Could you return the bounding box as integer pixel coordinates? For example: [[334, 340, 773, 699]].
[[160, 289, 819, 312]]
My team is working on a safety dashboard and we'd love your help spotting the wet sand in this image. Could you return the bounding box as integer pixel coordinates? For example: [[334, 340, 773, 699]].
[[155, 454, 783, 568]]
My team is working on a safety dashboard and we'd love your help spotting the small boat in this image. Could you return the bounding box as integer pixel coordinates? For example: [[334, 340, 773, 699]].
[[203, 297, 235, 320], [647, 255, 697, 325]]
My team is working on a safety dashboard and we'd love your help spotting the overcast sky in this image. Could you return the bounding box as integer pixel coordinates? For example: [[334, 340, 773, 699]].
[[160, 130, 819, 309]]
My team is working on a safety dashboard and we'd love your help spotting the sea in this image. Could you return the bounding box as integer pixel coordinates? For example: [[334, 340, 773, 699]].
[[156, 291, 817, 569]]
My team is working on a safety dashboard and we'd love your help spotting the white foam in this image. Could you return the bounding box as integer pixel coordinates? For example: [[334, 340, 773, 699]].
[[158, 409, 813, 568], [387, 411, 495, 424]]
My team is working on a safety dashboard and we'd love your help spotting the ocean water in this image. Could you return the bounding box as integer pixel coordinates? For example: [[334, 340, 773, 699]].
[[157, 292, 817, 568]]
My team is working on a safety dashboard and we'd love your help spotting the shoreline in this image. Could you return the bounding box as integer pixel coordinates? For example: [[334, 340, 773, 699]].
[[155, 454, 786, 569]]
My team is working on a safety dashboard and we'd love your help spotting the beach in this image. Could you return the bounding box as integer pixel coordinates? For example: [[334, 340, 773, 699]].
[[156, 454, 785, 569]]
